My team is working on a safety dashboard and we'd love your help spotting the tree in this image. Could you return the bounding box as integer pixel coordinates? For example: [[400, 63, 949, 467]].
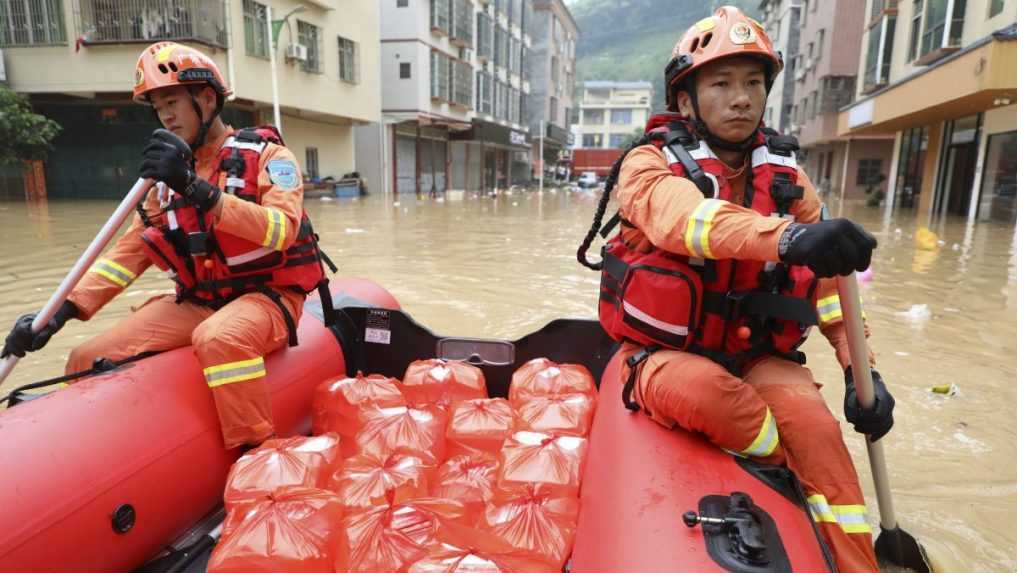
[[0, 85, 61, 167], [619, 127, 645, 149]]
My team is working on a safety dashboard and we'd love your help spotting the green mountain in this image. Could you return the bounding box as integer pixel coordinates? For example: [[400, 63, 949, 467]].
[[569, 0, 760, 111]]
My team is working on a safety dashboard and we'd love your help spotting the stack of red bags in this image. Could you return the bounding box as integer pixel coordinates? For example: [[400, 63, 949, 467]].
[[210, 357, 598, 572]]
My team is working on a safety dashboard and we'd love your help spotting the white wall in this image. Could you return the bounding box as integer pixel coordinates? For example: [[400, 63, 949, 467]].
[[381, 42, 424, 112], [282, 114, 354, 180]]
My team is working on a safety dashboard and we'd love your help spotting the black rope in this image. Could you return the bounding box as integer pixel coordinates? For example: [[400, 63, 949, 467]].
[[0, 351, 161, 407], [577, 134, 655, 271]]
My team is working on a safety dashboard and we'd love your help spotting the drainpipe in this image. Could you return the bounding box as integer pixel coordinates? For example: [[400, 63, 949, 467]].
[[838, 139, 852, 217]]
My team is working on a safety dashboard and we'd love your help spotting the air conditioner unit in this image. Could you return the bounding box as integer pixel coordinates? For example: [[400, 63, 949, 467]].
[[285, 43, 308, 62]]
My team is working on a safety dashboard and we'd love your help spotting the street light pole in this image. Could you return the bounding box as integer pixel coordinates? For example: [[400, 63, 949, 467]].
[[266, 5, 282, 133], [539, 119, 544, 192]]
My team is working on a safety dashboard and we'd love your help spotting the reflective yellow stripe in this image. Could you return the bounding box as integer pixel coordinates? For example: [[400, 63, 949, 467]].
[[203, 357, 266, 388], [808, 495, 872, 534], [817, 294, 842, 325], [88, 258, 137, 288], [683, 199, 725, 259], [741, 407, 779, 457], [261, 208, 286, 251]]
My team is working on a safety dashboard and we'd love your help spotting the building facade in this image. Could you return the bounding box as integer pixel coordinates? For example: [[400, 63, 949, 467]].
[[1, 0, 380, 198], [790, 0, 895, 204], [526, 0, 577, 181], [840, 0, 1017, 227], [574, 81, 653, 150], [369, 0, 533, 195], [760, 0, 802, 134]]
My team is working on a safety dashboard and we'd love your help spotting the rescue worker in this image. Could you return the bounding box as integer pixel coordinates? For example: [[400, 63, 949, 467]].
[[1, 42, 331, 450], [579, 7, 895, 572]]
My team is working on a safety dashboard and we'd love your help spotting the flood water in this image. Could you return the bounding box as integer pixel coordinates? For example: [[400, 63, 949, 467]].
[[1, 189, 1015, 571]]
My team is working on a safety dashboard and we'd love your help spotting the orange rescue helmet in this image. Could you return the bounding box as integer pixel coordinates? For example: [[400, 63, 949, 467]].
[[133, 41, 231, 103], [665, 6, 783, 111]]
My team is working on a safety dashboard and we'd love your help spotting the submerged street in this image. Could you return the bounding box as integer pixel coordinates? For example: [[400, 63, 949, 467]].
[[2, 190, 1016, 571]]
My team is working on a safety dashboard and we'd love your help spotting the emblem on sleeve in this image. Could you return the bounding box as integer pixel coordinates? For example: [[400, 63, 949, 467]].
[[266, 159, 300, 189]]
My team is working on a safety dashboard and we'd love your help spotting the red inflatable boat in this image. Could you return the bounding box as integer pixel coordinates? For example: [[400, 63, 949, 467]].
[[0, 285, 834, 572]]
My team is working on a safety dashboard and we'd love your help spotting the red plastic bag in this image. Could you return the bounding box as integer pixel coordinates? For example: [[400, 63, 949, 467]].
[[224, 434, 342, 510], [508, 358, 597, 407], [430, 452, 500, 514], [514, 393, 596, 437], [311, 372, 405, 455], [327, 449, 434, 512], [403, 359, 487, 407], [405, 524, 557, 573], [482, 483, 580, 570], [497, 431, 588, 498], [334, 497, 470, 573], [209, 486, 344, 573], [356, 404, 449, 463], [446, 398, 516, 458]]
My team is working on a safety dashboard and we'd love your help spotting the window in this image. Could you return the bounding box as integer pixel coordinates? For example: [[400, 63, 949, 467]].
[[476, 12, 493, 60], [550, 56, 559, 84], [856, 158, 884, 185], [978, 130, 1017, 222], [431, 0, 451, 34], [400, 62, 412, 79], [610, 134, 627, 148], [476, 71, 493, 114], [494, 26, 506, 67], [908, 0, 924, 61], [584, 109, 604, 124], [451, 0, 473, 46], [338, 36, 359, 84], [810, 90, 818, 118], [989, 0, 1005, 17], [451, 59, 473, 107], [816, 29, 824, 61], [894, 126, 929, 209], [430, 51, 451, 100], [0, 0, 66, 46], [305, 147, 320, 180], [864, 16, 896, 90], [397, 0, 408, 6], [801, 0, 808, 27], [298, 21, 323, 73], [611, 109, 633, 124], [243, 0, 269, 59], [549, 96, 558, 124]]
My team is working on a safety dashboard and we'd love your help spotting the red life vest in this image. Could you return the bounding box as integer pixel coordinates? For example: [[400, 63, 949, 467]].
[[138, 126, 333, 341], [598, 114, 819, 376]]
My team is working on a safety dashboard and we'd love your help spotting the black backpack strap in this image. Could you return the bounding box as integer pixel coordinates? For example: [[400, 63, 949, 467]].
[[622, 345, 660, 413]]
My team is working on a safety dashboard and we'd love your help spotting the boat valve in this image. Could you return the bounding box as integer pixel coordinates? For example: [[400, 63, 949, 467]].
[[682, 511, 743, 529]]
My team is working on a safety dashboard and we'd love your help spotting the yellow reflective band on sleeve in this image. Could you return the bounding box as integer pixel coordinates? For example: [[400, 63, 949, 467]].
[[807, 495, 872, 534], [683, 199, 725, 259], [740, 407, 779, 458], [817, 294, 843, 325], [203, 356, 267, 388], [88, 258, 137, 288], [261, 208, 286, 251]]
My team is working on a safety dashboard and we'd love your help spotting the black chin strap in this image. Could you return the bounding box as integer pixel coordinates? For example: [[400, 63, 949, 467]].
[[187, 89, 224, 153], [687, 86, 758, 152]]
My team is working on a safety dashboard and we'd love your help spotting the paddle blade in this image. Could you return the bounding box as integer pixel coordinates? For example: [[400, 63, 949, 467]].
[[875, 526, 932, 573]]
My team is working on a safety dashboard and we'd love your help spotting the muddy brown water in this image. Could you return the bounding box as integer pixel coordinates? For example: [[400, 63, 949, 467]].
[[1, 189, 1014, 571]]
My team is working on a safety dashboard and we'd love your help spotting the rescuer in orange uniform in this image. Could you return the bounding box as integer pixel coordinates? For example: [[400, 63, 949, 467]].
[[582, 7, 896, 572], [2, 42, 330, 449]]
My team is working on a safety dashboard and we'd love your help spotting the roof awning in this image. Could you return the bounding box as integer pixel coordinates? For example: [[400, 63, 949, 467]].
[[838, 27, 1017, 136]]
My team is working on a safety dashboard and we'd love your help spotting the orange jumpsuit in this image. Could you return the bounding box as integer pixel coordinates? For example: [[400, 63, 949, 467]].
[[66, 126, 306, 449], [617, 144, 878, 573]]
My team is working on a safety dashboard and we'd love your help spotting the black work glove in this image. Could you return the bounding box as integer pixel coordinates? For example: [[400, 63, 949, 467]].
[[778, 219, 877, 278], [139, 129, 221, 211], [844, 366, 895, 442], [1, 301, 79, 359]]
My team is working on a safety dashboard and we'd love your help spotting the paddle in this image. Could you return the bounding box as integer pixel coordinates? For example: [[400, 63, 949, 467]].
[[837, 272, 931, 572], [0, 178, 155, 386]]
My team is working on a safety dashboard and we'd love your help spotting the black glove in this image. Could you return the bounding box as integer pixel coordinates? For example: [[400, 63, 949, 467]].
[[844, 366, 895, 442], [139, 129, 221, 211], [1, 301, 79, 359], [778, 219, 877, 278]]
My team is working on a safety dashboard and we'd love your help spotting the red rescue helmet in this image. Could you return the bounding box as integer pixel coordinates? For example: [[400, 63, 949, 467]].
[[133, 41, 231, 103], [664, 6, 783, 112]]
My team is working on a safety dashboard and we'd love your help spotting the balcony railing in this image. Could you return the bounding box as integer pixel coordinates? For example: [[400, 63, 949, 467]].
[[76, 0, 227, 48]]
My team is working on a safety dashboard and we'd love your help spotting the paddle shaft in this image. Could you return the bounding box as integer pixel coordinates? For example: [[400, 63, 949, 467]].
[[837, 272, 898, 532], [0, 178, 155, 385]]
